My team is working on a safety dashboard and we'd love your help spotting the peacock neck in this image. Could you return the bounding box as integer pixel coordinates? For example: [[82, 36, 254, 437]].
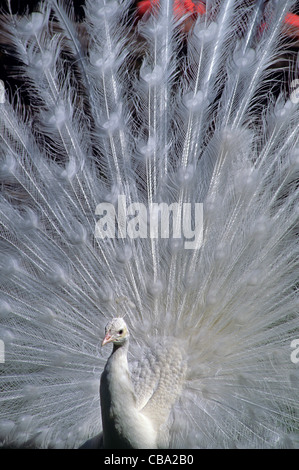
[[100, 338, 137, 448], [112, 339, 129, 355], [105, 340, 131, 392], [100, 337, 158, 449]]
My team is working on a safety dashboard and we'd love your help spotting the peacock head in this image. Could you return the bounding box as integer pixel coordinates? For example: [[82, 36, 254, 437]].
[[102, 317, 129, 347]]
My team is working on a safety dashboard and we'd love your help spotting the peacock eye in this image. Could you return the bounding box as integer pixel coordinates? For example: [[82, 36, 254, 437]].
[[118, 329, 123, 335]]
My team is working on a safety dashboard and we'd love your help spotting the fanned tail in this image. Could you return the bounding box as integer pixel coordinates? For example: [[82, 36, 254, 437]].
[[0, 0, 298, 448]]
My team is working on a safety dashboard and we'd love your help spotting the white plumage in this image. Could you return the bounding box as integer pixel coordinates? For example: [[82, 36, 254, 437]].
[[98, 317, 185, 448], [0, 0, 298, 449]]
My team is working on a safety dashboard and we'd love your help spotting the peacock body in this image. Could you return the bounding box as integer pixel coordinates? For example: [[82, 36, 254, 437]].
[[0, 0, 298, 449]]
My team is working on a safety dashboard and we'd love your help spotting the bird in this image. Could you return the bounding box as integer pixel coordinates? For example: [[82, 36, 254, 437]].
[[97, 317, 186, 448], [0, 0, 298, 449]]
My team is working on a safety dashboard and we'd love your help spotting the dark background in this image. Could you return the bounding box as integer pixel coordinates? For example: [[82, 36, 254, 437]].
[[1, 1, 299, 106]]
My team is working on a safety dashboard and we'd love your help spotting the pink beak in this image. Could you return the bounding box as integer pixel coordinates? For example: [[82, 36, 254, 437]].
[[102, 332, 113, 346]]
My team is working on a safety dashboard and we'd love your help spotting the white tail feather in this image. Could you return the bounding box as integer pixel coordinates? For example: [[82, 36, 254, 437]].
[[0, 0, 298, 449]]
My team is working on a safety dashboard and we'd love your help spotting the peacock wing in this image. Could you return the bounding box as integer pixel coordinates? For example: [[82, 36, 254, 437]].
[[131, 341, 186, 441]]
